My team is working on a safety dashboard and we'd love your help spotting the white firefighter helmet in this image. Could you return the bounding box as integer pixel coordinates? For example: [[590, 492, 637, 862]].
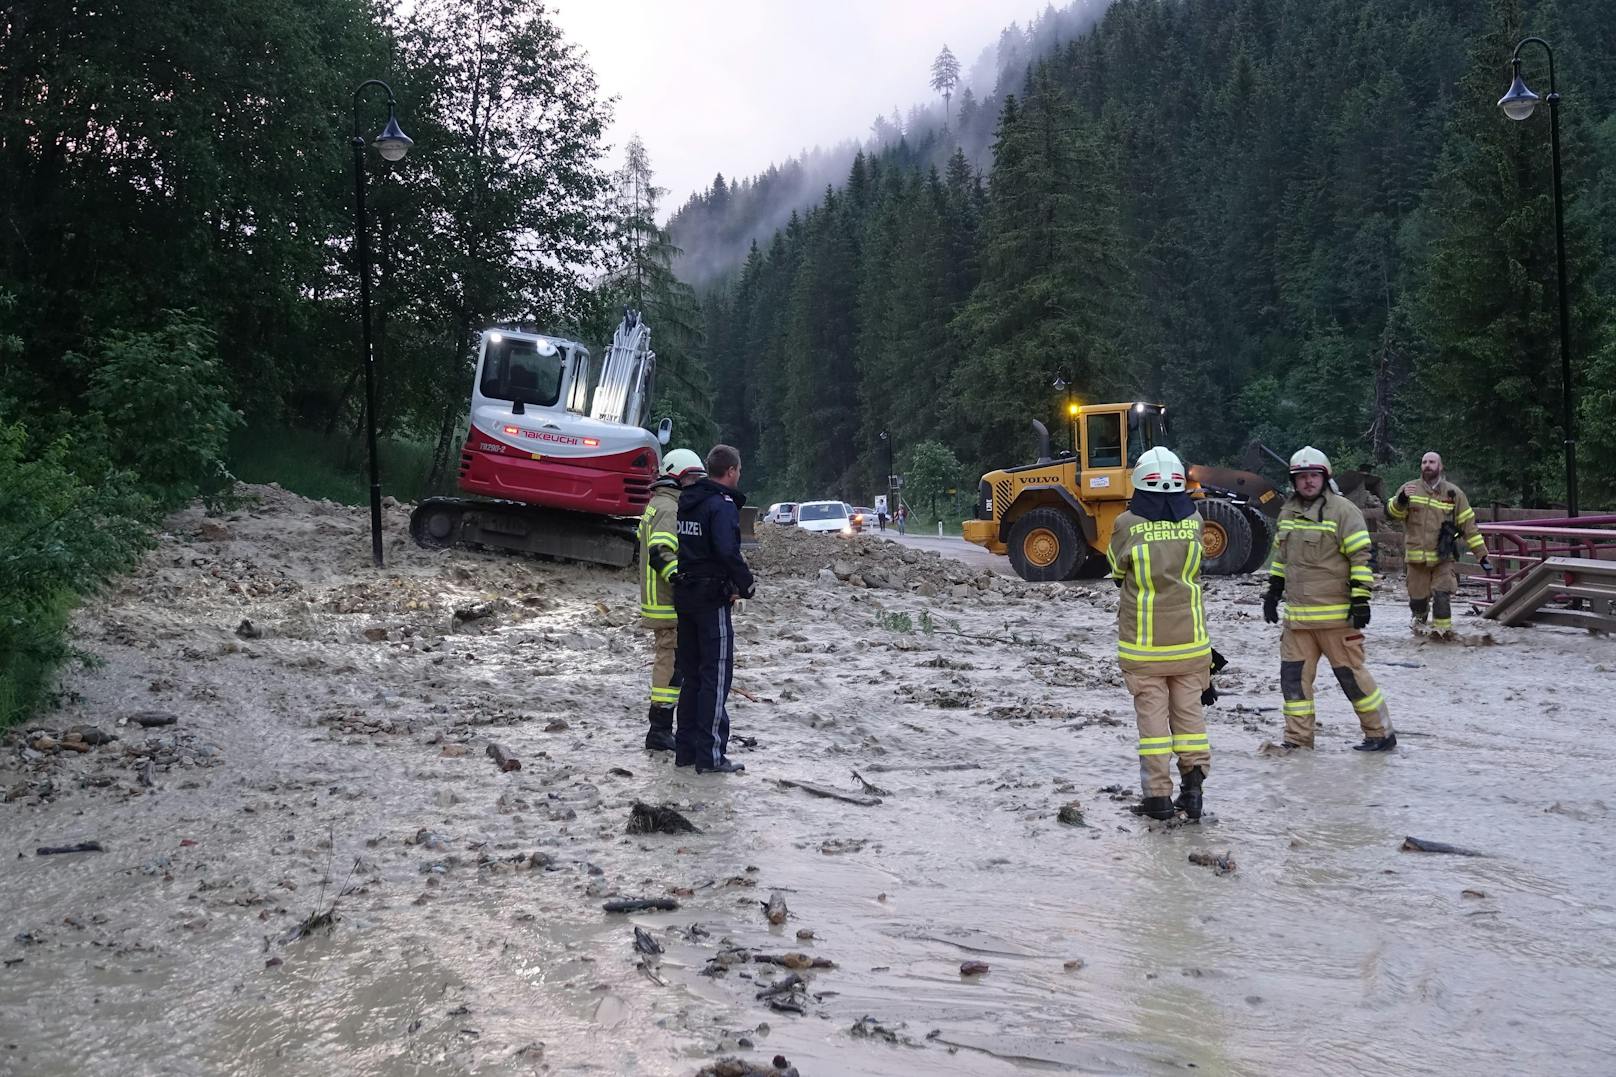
[[1132, 446, 1187, 493], [1289, 445, 1332, 478], [660, 448, 706, 480]]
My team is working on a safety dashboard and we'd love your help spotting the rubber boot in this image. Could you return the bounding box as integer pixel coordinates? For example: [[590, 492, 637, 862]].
[[1128, 796, 1176, 821], [644, 705, 676, 752], [1352, 731, 1398, 753], [1175, 767, 1205, 820], [1409, 598, 1429, 632]]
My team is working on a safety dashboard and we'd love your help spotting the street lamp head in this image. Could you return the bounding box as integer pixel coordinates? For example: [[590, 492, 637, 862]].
[[1499, 70, 1541, 121], [374, 108, 413, 161]]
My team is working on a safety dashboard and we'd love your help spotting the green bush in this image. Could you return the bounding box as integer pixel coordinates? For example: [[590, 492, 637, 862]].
[[76, 310, 243, 509], [0, 420, 154, 728]]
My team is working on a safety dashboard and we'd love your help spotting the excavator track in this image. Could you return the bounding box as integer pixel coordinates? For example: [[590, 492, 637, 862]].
[[409, 497, 638, 568]]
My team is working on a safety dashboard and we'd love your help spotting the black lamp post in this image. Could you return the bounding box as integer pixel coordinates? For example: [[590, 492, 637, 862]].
[[879, 430, 895, 517], [1498, 37, 1577, 517], [352, 79, 414, 566]]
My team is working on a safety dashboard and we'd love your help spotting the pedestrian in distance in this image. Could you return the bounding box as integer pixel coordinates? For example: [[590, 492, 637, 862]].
[[1107, 447, 1216, 821], [1389, 450, 1491, 639], [1263, 447, 1396, 752], [673, 444, 755, 774], [637, 448, 706, 752], [878, 508, 888, 532], [897, 504, 908, 536]]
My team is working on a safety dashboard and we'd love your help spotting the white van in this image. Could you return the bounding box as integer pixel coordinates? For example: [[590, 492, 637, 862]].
[[795, 500, 855, 535]]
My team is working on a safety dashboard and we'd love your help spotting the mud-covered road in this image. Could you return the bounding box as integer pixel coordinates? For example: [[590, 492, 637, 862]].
[[3, 485, 1614, 1076]]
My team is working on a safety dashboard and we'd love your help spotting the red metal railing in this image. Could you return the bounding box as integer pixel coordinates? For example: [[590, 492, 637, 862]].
[[1476, 515, 1616, 602]]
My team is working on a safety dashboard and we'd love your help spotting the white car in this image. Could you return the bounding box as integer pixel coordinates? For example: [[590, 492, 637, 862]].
[[795, 500, 855, 535], [765, 502, 799, 525]]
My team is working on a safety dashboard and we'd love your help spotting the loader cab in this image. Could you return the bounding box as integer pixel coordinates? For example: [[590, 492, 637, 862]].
[[1076, 401, 1169, 488]]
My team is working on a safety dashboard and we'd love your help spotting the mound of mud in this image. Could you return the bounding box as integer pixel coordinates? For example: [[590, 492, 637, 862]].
[[749, 524, 1023, 599]]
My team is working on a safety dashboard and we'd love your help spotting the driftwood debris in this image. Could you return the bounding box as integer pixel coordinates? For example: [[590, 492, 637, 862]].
[[36, 842, 104, 856], [1401, 836, 1488, 857], [776, 778, 881, 807], [603, 897, 679, 913]]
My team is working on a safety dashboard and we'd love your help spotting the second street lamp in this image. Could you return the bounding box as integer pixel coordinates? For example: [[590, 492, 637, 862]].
[[1498, 36, 1577, 517], [352, 79, 414, 567]]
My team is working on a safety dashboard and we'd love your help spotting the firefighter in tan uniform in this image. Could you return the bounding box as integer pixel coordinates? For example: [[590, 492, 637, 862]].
[[1108, 448, 1215, 820], [1388, 450, 1490, 638], [1263, 447, 1396, 752], [637, 449, 705, 751]]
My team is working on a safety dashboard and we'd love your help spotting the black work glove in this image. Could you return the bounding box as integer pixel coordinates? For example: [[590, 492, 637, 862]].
[[1200, 683, 1219, 707], [1350, 597, 1372, 629], [1395, 488, 1410, 510], [1479, 556, 1493, 573], [1262, 577, 1283, 625], [1209, 647, 1228, 675]]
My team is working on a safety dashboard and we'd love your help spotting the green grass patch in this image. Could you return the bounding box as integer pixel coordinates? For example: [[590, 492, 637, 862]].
[[229, 424, 445, 506]]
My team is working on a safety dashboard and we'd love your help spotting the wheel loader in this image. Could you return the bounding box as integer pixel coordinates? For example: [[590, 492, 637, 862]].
[[961, 401, 1284, 581]]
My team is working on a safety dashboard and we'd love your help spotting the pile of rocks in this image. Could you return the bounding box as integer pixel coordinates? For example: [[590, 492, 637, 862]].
[[750, 525, 1023, 599]]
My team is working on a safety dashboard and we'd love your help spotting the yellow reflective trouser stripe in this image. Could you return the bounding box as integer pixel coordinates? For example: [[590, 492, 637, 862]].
[[1432, 617, 1452, 630], [1138, 736, 1173, 757], [1283, 700, 1315, 714], [1270, 563, 1286, 577], [650, 687, 679, 704], [1340, 531, 1371, 554], [1173, 734, 1209, 751], [1118, 639, 1212, 662], [1352, 688, 1386, 713]]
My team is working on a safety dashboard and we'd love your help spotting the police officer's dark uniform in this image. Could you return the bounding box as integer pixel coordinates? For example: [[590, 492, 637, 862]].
[[673, 476, 755, 773]]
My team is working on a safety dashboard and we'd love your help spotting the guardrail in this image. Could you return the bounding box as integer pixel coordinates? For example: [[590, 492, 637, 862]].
[[1475, 514, 1616, 602]]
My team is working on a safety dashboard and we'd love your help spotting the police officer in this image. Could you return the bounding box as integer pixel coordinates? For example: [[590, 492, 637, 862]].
[[1108, 447, 1214, 820], [1264, 447, 1396, 752], [673, 444, 755, 774], [637, 448, 706, 751]]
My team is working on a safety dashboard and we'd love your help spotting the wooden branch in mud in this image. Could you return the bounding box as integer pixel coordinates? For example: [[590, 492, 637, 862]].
[[863, 762, 981, 773], [37, 842, 104, 856], [1401, 836, 1487, 857], [486, 743, 521, 772], [775, 778, 882, 806], [603, 897, 679, 913]]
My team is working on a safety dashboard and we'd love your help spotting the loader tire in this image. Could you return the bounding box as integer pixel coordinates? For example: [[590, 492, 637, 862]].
[[1238, 505, 1275, 575], [1198, 498, 1253, 577], [1008, 508, 1086, 583]]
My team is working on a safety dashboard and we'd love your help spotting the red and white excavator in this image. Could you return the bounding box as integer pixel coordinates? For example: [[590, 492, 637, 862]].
[[409, 310, 670, 567]]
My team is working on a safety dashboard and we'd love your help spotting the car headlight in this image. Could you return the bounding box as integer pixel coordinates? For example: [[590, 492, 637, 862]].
[[841, 525, 852, 535]]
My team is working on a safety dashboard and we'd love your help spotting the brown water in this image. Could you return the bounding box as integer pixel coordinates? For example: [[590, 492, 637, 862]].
[[3, 488, 1613, 1075]]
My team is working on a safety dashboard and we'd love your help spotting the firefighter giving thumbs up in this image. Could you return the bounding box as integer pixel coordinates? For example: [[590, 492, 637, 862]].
[[1108, 447, 1214, 821]]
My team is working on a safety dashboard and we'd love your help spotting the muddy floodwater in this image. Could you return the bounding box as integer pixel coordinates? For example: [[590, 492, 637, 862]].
[[3, 485, 1614, 1076]]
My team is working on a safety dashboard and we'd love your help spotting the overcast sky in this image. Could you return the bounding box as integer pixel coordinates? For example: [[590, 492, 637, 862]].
[[548, 0, 1036, 214]]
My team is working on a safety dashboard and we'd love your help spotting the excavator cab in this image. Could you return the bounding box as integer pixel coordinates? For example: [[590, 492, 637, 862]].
[[963, 400, 1275, 582]]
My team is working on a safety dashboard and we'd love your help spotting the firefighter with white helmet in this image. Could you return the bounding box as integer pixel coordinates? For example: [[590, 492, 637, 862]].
[[1107, 446, 1219, 820], [637, 448, 705, 751], [1263, 446, 1396, 752]]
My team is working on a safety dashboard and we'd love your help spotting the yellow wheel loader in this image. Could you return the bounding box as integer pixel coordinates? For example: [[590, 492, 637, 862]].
[[961, 401, 1284, 581]]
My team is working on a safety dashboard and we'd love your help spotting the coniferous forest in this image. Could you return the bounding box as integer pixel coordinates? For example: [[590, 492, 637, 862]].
[[678, 0, 1616, 510]]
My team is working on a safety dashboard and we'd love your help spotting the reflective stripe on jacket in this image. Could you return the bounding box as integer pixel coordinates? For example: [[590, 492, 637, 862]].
[[638, 485, 680, 624], [1269, 492, 1372, 628], [1108, 510, 1210, 669], [1386, 478, 1485, 563]]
